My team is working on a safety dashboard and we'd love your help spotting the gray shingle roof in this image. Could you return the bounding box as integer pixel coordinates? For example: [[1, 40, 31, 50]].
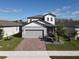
[[0, 20, 22, 27], [27, 20, 54, 27], [36, 20, 54, 27], [44, 13, 56, 17], [27, 15, 43, 19], [27, 13, 56, 19]]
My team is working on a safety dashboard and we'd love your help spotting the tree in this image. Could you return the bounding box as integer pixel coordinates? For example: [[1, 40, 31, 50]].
[[71, 30, 77, 40], [55, 25, 66, 42]]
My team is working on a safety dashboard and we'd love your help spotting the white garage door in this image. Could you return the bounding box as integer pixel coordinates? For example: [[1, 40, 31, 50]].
[[24, 30, 44, 38]]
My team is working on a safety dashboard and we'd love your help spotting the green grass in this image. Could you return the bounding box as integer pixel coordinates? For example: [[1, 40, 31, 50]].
[[50, 56, 79, 59], [0, 36, 22, 51], [0, 57, 6, 59], [46, 40, 79, 50]]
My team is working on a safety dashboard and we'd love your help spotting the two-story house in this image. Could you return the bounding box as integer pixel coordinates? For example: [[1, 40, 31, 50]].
[[22, 13, 79, 40], [22, 13, 56, 38]]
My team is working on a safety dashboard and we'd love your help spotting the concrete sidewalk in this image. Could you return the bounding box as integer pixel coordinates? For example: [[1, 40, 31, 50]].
[[0, 51, 79, 56], [5, 56, 51, 59], [4, 51, 79, 59], [2, 51, 79, 59]]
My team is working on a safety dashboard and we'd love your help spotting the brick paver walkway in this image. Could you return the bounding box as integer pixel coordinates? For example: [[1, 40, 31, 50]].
[[15, 38, 46, 51]]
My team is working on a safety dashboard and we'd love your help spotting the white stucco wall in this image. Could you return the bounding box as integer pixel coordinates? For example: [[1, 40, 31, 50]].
[[32, 19, 39, 21], [1, 27, 19, 37], [27, 19, 31, 23], [27, 19, 39, 23], [75, 28, 79, 37], [44, 15, 55, 25], [22, 22, 47, 38]]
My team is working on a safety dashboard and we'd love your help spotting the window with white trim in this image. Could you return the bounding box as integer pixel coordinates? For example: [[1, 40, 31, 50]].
[[47, 17, 49, 21], [51, 18, 53, 21]]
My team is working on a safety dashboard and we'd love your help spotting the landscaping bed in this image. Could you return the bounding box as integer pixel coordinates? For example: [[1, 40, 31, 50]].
[[0, 36, 22, 51], [46, 40, 79, 50], [0, 57, 6, 59]]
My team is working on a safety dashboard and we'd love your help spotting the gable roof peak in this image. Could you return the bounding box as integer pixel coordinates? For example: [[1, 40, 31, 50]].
[[44, 12, 56, 17]]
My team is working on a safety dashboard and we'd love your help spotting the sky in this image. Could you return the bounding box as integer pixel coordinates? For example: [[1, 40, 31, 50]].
[[0, 0, 79, 20]]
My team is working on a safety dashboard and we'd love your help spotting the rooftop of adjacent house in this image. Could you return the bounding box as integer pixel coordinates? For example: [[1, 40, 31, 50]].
[[27, 13, 56, 19], [0, 20, 22, 27]]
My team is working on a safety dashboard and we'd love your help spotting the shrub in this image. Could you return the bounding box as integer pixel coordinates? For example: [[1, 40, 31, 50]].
[[13, 33, 21, 37], [4, 36, 13, 41], [0, 29, 3, 39]]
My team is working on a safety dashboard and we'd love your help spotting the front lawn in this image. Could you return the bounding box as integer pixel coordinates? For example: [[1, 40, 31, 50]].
[[50, 56, 79, 59], [0, 36, 22, 51], [46, 40, 79, 50], [0, 57, 6, 59]]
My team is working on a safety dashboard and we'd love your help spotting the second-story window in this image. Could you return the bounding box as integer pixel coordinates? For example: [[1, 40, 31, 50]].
[[47, 18, 49, 21], [51, 18, 53, 21]]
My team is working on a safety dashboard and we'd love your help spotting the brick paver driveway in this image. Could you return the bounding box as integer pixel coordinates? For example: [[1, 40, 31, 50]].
[[15, 38, 46, 51]]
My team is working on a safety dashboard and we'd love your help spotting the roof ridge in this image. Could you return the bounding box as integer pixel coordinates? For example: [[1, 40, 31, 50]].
[[38, 20, 53, 25]]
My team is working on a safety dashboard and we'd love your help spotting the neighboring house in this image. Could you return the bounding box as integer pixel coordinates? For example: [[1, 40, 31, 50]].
[[22, 13, 56, 38], [0, 20, 22, 37]]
